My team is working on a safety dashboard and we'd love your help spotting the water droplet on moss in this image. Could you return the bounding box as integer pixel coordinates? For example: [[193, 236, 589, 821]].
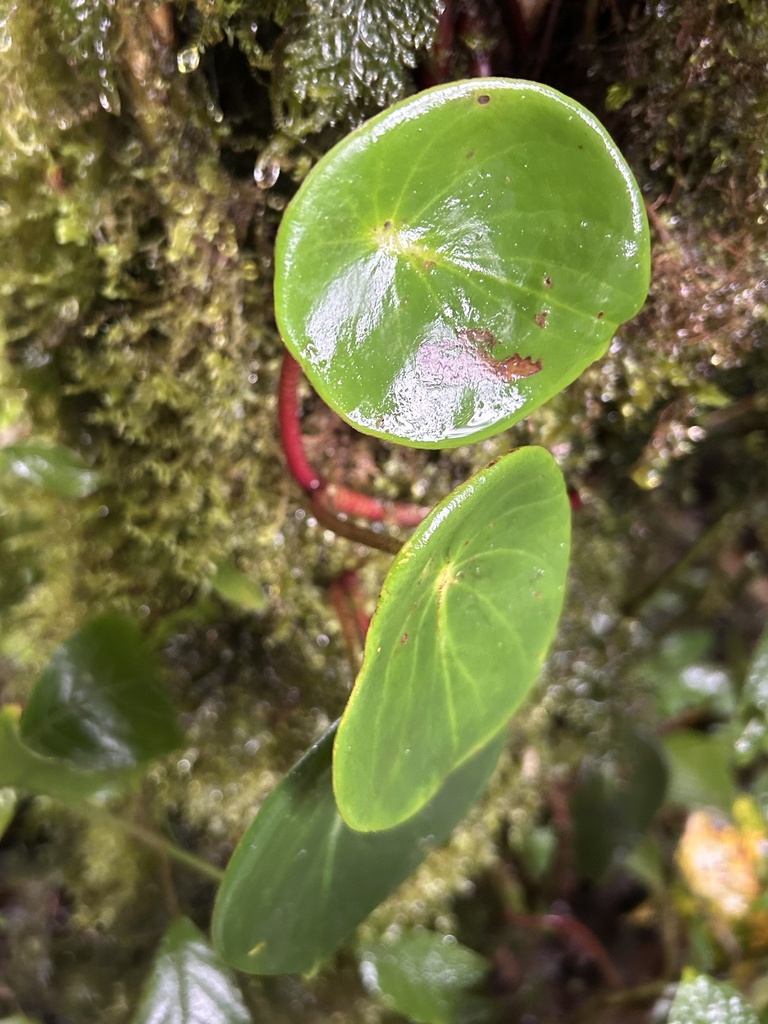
[[254, 159, 280, 190], [177, 47, 200, 74]]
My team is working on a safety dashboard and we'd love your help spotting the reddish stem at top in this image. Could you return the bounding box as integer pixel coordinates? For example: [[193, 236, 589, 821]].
[[278, 352, 321, 492], [277, 352, 430, 533]]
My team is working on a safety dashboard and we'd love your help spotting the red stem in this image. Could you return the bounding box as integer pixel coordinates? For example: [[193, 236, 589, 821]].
[[325, 483, 430, 528], [328, 570, 369, 672], [278, 352, 430, 530], [278, 352, 321, 492]]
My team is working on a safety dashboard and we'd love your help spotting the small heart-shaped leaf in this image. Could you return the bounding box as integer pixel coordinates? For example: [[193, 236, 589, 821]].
[[20, 615, 182, 771], [333, 446, 570, 832], [212, 723, 504, 975], [276, 79, 649, 448]]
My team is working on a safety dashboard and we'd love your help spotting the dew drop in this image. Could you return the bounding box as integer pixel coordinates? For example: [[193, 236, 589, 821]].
[[177, 47, 200, 74]]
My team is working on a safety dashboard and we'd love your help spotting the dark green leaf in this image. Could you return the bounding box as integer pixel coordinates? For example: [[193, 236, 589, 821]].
[[359, 931, 490, 1024], [276, 79, 649, 448], [0, 705, 124, 802], [570, 725, 668, 881], [669, 972, 758, 1024], [130, 917, 251, 1024], [212, 723, 505, 976], [20, 615, 182, 771], [663, 729, 737, 811], [333, 446, 569, 832], [0, 441, 101, 497]]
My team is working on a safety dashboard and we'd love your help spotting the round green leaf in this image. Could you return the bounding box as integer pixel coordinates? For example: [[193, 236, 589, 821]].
[[212, 722, 505, 976], [0, 441, 101, 497], [20, 615, 183, 771], [275, 79, 649, 448], [333, 446, 570, 832], [130, 917, 251, 1024], [359, 931, 490, 1024]]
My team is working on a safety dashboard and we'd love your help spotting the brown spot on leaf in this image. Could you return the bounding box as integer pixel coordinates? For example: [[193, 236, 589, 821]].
[[424, 260, 436, 270], [383, 219, 392, 229], [466, 150, 475, 159], [495, 354, 543, 380], [477, 94, 490, 105], [534, 311, 549, 328], [463, 327, 497, 350], [401, 632, 409, 644], [596, 310, 605, 319], [543, 275, 553, 288]]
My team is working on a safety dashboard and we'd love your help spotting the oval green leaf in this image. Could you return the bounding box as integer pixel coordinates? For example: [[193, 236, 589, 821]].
[[275, 79, 650, 448], [359, 931, 490, 1024], [20, 614, 183, 771], [333, 446, 570, 832], [130, 917, 251, 1024], [212, 722, 505, 976], [0, 441, 101, 497]]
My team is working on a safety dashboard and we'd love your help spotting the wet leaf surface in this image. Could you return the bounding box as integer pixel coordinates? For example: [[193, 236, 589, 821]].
[[0, 441, 101, 497], [130, 917, 251, 1024], [333, 446, 570, 832], [276, 79, 649, 447], [20, 615, 182, 771], [358, 931, 490, 1024], [669, 972, 759, 1024], [0, 705, 123, 802], [212, 723, 505, 975]]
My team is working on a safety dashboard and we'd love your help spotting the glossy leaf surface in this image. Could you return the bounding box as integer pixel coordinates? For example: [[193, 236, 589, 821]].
[[0, 441, 101, 497], [359, 931, 490, 1024], [334, 446, 569, 831], [669, 972, 758, 1024], [130, 917, 251, 1024], [20, 615, 182, 770], [212, 723, 504, 975], [276, 79, 650, 448], [0, 705, 124, 802]]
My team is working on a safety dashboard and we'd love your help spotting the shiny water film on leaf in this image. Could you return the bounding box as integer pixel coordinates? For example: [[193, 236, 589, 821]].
[[0, 440, 101, 498], [333, 446, 570, 832], [129, 917, 251, 1024], [359, 930, 491, 1024], [212, 723, 505, 976], [20, 614, 182, 771], [668, 972, 759, 1024], [275, 79, 650, 448]]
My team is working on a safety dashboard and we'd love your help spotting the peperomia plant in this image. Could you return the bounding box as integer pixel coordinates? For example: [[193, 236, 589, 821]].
[[1, 77, 651, 999], [213, 78, 650, 971]]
